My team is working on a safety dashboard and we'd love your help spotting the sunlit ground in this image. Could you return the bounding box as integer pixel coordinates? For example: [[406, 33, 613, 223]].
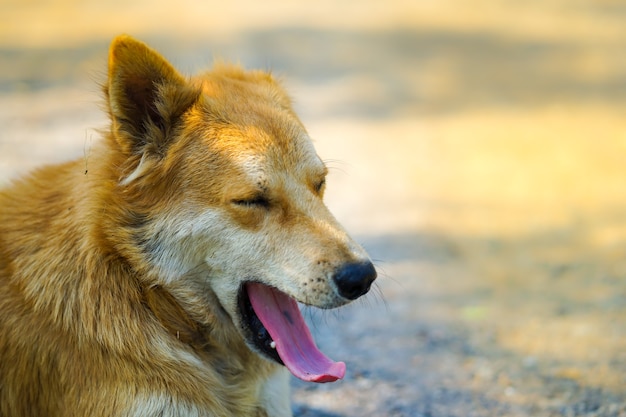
[[1, 0, 625, 415]]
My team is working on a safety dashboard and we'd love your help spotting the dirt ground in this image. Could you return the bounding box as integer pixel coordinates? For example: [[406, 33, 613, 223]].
[[1, 1, 625, 416]]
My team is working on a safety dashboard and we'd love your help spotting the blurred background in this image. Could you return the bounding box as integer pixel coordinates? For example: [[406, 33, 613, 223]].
[[1, 1, 625, 415]]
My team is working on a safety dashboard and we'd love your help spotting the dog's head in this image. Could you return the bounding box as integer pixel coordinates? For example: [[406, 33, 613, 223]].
[[103, 36, 376, 382]]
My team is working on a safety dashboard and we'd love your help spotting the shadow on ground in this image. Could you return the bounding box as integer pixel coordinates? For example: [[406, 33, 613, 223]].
[[291, 225, 626, 416], [2, 27, 625, 118]]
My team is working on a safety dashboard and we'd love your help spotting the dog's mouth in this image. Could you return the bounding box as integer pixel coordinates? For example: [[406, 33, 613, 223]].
[[238, 282, 346, 383]]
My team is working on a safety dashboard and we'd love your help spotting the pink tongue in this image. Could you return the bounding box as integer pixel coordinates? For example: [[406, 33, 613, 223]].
[[246, 282, 346, 383]]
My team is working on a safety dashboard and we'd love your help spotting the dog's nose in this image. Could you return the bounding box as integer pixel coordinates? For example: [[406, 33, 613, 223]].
[[333, 261, 377, 300]]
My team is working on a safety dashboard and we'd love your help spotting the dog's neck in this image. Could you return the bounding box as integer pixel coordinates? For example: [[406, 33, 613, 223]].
[[141, 280, 275, 380]]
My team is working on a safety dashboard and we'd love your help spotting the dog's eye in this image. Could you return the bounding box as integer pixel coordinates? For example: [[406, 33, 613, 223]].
[[314, 178, 326, 194], [232, 195, 270, 209]]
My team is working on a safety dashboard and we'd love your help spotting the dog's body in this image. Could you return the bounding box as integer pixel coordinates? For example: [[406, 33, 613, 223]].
[[0, 36, 376, 416]]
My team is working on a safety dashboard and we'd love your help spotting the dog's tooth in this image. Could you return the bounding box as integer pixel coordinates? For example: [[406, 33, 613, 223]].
[[270, 341, 276, 349]]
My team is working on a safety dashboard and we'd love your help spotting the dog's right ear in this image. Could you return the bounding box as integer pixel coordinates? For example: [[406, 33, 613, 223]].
[[106, 35, 199, 157]]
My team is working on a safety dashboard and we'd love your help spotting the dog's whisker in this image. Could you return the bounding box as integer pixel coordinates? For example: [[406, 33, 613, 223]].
[[323, 159, 351, 176]]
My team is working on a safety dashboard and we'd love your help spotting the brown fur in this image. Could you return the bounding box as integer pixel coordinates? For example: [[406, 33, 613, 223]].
[[0, 35, 374, 416]]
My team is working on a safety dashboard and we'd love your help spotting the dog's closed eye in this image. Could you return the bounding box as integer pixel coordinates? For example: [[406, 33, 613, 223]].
[[232, 195, 271, 209], [313, 178, 326, 195]]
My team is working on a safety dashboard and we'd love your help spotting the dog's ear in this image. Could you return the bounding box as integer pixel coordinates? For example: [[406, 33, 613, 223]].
[[106, 35, 200, 156]]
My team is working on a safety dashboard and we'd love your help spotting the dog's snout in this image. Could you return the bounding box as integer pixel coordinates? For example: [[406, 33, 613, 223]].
[[332, 261, 377, 300]]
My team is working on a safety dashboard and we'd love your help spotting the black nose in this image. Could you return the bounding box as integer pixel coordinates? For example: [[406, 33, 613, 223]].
[[333, 261, 377, 300]]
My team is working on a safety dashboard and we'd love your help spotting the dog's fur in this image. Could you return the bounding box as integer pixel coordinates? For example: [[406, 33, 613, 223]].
[[0, 36, 375, 416]]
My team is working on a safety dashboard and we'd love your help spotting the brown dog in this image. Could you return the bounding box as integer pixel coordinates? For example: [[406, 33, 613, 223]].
[[0, 35, 376, 416]]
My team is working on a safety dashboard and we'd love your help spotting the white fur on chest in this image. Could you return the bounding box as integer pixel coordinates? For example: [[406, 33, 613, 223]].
[[126, 368, 292, 417]]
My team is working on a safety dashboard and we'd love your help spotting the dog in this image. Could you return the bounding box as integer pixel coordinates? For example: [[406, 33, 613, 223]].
[[0, 35, 376, 416]]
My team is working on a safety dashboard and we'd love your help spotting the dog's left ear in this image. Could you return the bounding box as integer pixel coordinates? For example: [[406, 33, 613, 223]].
[[106, 35, 199, 156]]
